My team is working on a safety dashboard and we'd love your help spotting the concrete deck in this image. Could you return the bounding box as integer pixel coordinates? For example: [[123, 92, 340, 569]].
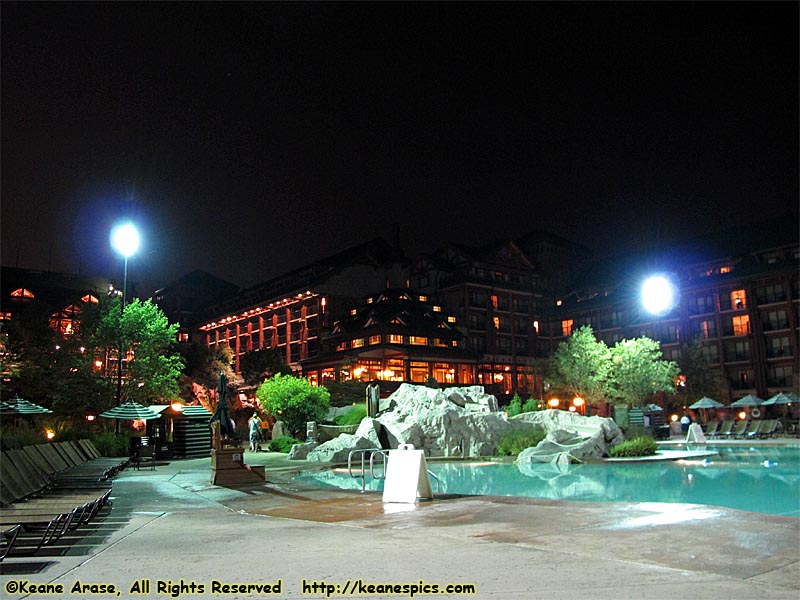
[[1, 446, 798, 599]]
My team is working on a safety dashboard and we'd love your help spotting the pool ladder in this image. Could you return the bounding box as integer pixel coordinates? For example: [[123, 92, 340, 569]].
[[347, 448, 441, 494]]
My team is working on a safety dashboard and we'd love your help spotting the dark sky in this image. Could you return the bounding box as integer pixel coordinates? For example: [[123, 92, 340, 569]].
[[2, 3, 797, 296]]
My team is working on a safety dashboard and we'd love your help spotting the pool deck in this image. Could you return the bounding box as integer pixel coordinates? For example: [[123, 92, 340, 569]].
[[1, 440, 798, 599]]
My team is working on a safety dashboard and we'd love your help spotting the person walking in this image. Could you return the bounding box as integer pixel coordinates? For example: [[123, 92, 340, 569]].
[[248, 413, 262, 452]]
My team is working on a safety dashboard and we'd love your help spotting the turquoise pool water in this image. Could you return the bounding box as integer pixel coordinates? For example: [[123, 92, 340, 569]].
[[293, 445, 800, 517]]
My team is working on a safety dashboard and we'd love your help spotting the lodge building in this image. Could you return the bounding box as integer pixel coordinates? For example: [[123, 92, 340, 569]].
[[189, 216, 799, 404]]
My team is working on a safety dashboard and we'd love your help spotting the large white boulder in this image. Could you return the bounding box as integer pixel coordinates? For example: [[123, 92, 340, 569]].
[[515, 409, 624, 467], [290, 384, 622, 463]]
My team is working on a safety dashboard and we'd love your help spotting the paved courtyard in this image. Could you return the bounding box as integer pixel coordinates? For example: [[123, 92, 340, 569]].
[[1, 449, 798, 599]]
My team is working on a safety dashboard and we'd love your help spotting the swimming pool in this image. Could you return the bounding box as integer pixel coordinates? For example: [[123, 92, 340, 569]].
[[292, 445, 800, 517]]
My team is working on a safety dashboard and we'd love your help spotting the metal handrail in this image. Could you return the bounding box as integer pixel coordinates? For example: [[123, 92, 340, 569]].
[[347, 448, 440, 494]]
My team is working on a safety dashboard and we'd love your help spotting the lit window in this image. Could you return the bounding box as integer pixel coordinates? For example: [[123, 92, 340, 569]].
[[409, 336, 428, 346], [493, 317, 500, 329], [491, 295, 498, 309], [447, 316, 457, 323], [418, 295, 427, 302], [452, 340, 458, 347], [388, 334, 403, 344], [10, 288, 34, 299], [336, 342, 347, 351], [731, 289, 746, 309], [556, 299, 563, 306], [562, 319, 573, 336], [81, 293, 99, 304], [351, 338, 365, 348], [433, 339, 448, 347], [368, 335, 381, 345], [719, 266, 731, 274], [178, 333, 189, 342], [350, 309, 358, 315], [732, 315, 750, 336], [433, 305, 441, 312], [1, 311, 10, 321], [532, 320, 540, 334]]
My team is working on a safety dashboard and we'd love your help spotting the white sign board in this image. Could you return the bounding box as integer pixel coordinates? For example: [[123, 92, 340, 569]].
[[382, 445, 433, 503]]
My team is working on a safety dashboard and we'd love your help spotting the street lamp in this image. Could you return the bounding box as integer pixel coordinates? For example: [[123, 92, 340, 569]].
[[110, 223, 140, 407]]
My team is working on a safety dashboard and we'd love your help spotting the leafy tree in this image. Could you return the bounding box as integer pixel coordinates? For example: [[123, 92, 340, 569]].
[[239, 347, 292, 386], [549, 326, 611, 404], [607, 337, 680, 407], [678, 338, 727, 402], [256, 373, 330, 438], [91, 296, 184, 404], [179, 342, 234, 388]]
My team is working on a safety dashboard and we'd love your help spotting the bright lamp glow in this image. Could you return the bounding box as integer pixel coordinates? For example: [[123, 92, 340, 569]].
[[110, 223, 140, 257], [641, 275, 675, 315]]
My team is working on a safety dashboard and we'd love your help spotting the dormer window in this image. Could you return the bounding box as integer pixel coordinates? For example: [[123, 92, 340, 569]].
[[10, 288, 34, 299]]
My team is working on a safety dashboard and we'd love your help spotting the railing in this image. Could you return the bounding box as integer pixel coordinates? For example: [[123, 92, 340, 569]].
[[347, 448, 441, 494]]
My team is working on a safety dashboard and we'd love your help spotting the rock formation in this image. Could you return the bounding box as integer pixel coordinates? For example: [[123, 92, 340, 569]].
[[292, 383, 623, 463]]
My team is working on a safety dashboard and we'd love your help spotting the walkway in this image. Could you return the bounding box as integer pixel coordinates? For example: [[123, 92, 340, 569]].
[[1, 449, 798, 599]]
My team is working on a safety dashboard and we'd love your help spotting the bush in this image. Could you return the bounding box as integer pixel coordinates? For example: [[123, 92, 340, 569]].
[[91, 431, 129, 457], [334, 403, 367, 426], [609, 436, 658, 458], [522, 398, 540, 413], [496, 426, 546, 456], [506, 394, 523, 417], [268, 435, 303, 453], [256, 374, 330, 438]]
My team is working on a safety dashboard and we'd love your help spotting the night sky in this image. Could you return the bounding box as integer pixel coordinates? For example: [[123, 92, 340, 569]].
[[2, 3, 797, 295]]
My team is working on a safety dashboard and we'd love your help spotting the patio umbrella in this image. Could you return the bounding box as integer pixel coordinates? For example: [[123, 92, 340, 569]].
[[689, 397, 724, 410], [689, 397, 724, 424], [763, 392, 799, 406], [730, 394, 764, 407], [100, 401, 160, 420], [209, 372, 235, 438], [4, 395, 53, 414]]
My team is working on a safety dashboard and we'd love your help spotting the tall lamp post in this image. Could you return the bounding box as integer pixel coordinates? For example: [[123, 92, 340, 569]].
[[110, 223, 140, 408]]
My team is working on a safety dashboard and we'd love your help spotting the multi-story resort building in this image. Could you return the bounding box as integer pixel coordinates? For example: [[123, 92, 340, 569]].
[[188, 216, 799, 404]]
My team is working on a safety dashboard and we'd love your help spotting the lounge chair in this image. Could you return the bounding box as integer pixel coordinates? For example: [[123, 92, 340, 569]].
[[729, 420, 748, 438], [703, 421, 720, 437], [713, 420, 734, 438]]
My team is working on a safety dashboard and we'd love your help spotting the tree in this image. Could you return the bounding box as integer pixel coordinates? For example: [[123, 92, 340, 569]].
[[607, 337, 680, 407], [92, 296, 184, 404], [256, 373, 330, 438], [239, 347, 293, 386], [549, 326, 611, 404], [678, 338, 727, 402]]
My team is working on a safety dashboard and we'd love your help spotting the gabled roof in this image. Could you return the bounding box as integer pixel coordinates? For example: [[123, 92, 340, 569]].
[[329, 288, 461, 339]]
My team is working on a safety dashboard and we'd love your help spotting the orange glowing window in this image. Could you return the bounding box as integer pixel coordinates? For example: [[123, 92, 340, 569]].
[[491, 295, 499, 309], [532, 320, 540, 334], [731, 289, 746, 309], [432, 305, 441, 312], [556, 299, 563, 306], [388, 334, 403, 344], [81, 293, 99, 304], [418, 295, 428, 302], [562, 319, 574, 336], [447, 316, 457, 323], [732, 315, 750, 336], [351, 338, 365, 348], [493, 317, 500, 329], [409, 336, 428, 346], [10, 288, 34, 299], [368, 335, 381, 345], [1, 311, 10, 321], [719, 266, 731, 274]]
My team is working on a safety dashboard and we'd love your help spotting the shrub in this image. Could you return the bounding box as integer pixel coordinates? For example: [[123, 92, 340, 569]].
[[91, 431, 129, 457], [609, 436, 658, 458], [256, 373, 330, 438], [506, 394, 523, 417], [522, 398, 540, 413], [268, 435, 303, 453], [334, 403, 367, 426], [496, 426, 546, 456]]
